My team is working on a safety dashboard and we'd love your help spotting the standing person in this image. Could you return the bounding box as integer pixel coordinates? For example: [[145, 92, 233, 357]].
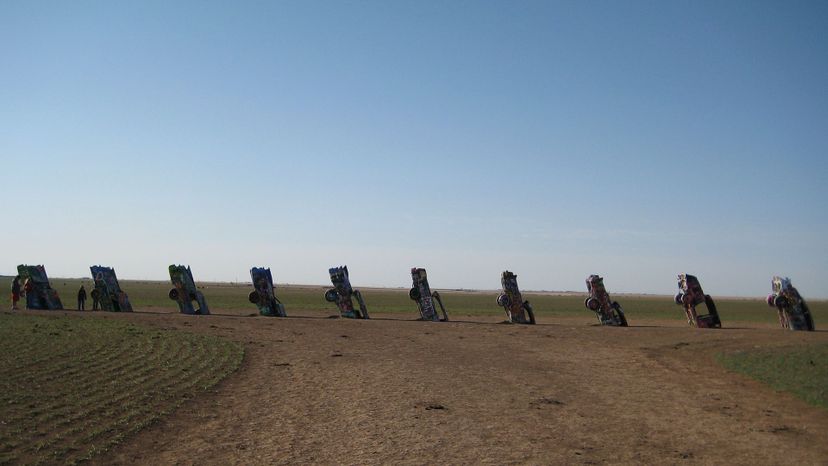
[[23, 278, 34, 309], [10, 275, 21, 310], [77, 285, 87, 311], [92, 288, 100, 310]]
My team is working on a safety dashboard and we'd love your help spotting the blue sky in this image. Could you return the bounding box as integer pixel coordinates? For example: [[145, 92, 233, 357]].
[[2, 1, 826, 297]]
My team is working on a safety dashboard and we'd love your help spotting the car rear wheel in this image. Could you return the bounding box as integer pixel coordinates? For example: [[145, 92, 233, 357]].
[[497, 294, 511, 308], [585, 297, 600, 311]]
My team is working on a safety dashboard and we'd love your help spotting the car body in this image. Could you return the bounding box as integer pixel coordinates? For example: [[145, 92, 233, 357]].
[[584, 274, 627, 326], [16, 264, 63, 310], [90, 265, 133, 312], [409, 267, 448, 322], [767, 276, 814, 331], [168, 265, 210, 315], [674, 274, 720, 328], [249, 267, 286, 317], [496, 271, 535, 324], [324, 266, 368, 319]]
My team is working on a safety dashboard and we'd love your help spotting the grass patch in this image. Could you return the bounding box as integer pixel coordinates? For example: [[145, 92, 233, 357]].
[[0, 313, 244, 465], [717, 344, 828, 409]]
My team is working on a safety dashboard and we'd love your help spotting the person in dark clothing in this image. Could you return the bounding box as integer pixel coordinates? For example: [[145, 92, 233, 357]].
[[77, 285, 87, 311], [11, 276, 21, 310], [92, 288, 100, 310]]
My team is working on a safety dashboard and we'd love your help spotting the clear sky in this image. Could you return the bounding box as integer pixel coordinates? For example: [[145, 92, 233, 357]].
[[2, 1, 826, 297]]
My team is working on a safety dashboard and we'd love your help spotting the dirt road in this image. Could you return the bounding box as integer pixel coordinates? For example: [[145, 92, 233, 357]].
[[84, 309, 828, 465]]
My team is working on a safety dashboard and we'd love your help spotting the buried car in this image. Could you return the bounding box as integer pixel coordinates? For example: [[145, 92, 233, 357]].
[[168, 265, 210, 315], [17, 264, 63, 310], [249, 267, 286, 317], [409, 267, 448, 322], [90, 265, 132, 312], [584, 274, 627, 326], [324, 266, 369, 319], [674, 274, 720, 328], [496, 271, 535, 324], [767, 276, 814, 331]]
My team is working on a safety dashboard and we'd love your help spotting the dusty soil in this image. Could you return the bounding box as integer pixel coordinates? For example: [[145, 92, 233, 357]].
[[61, 307, 828, 465]]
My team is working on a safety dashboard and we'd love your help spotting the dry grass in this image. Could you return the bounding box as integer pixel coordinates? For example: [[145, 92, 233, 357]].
[[0, 313, 243, 465]]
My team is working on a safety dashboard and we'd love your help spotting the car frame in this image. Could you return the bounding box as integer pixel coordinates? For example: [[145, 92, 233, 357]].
[[249, 267, 286, 317], [324, 266, 369, 319], [16, 264, 63, 310], [674, 274, 720, 328], [584, 274, 627, 326], [767, 276, 814, 331], [167, 264, 210, 315], [496, 271, 535, 324], [409, 267, 448, 322], [90, 265, 133, 312]]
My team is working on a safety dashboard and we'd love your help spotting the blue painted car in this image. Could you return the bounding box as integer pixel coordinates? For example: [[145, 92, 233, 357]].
[[249, 267, 286, 317], [17, 264, 63, 310], [168, 265, 210, 315], [90, 265, 133, 312]]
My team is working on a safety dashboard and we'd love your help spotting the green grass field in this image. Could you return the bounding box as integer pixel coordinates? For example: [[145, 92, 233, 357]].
[[717, 344, 828, 409], [2, 276, 825, 325], [0, 313, 244, 465]]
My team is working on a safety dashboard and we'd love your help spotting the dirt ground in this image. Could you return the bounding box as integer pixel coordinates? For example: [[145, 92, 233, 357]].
[[57, 307, 828, 465]]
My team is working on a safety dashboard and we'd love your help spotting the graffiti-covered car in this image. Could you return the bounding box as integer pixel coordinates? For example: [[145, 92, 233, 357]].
[[17, 264, 63, 310], [168, 265, 210, 315], [584, 274, 627, 326], [409, 268, 448, 322], [674, 274, 720, 328], [497, 271, 535, 324], [324, 266, 369, 319], [249, 267, 286, 317], [767, 276, 814, 331], [90, 265, 132, 312]]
